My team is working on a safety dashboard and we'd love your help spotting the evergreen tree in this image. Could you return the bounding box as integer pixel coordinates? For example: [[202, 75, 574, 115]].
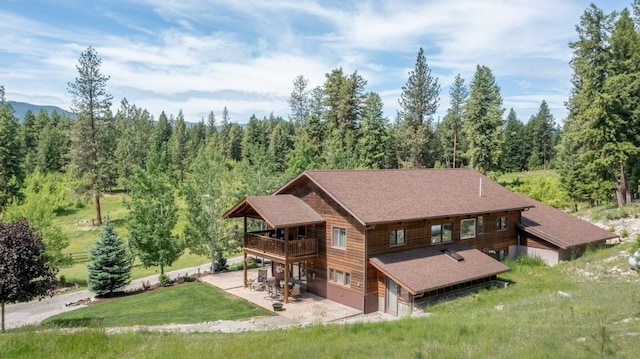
[[289, 75, 310, 128], [0, 86, 24, 213], [67, 47, 113, 226], [147, 112, 173, 176], [286, 132, 320, 176], [526, 101, 556, 170], [114, 99, 152, 191], [21, 109, 39, 173], [241, 115, 265, 162], [502, 109, 527, 172], [87, 219, 131, 296], [357, 92, 390, 169], [322, 68, 366, 132], [0, 218, 57, 332], [170, 110, 189, 183], [227, 123, 244, 162], [602, 8, 640, 205], [464, 65, 505, 173], [268, 121, 294, 172], [397, 48, 440, 168], [206, 111, 218, 141], [437, 74, 468, 168], [128, 167, 182, 275], [562, 4, 634, 207]]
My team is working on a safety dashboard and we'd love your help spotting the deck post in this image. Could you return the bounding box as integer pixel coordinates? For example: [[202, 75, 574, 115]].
[[243, 251, 248, 288], [284, 228, 289, 303]]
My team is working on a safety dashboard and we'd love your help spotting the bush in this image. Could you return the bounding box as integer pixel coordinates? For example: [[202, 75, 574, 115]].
[[59, 275, 67, 287], [227, 261, 259, 272], [159, 274, 171, 287]]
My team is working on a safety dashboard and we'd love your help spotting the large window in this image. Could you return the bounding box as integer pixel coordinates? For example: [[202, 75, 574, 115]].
[[390, 229, 405, 246], [329, 267, 351, 287], [431, 224, 453, 243], [460, 218, 476, 239], [497, 216, 507, 230], [332, 227, 346, 249]]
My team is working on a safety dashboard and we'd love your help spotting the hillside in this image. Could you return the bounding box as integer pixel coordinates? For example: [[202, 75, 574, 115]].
[[8, 101, 74, 121]]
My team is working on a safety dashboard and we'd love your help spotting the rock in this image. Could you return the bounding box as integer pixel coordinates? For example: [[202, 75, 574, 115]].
[[557, 291, 571, 298]]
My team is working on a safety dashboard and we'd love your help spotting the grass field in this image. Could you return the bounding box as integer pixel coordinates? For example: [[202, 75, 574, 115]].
[[54, 192, 211, 286], [42, 283, 273, 327], [2, 242, 639, 358]]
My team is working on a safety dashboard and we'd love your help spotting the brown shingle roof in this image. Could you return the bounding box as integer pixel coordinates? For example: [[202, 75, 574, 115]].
[[223, 195, 325, 228], [276, 169, 533, 225], [518, 198, 619, 249], [369, 244, 510, 295]]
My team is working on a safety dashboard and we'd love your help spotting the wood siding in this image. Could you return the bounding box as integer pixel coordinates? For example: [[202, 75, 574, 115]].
[[289, 181, 367, 310], [364, 210, 521, 295]]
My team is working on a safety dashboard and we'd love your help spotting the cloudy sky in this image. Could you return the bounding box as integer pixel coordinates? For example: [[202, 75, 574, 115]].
[[0, 0, 630, 124]]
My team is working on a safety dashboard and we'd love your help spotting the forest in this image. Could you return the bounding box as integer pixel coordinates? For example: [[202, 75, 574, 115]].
[[0, 2, 639, 271]]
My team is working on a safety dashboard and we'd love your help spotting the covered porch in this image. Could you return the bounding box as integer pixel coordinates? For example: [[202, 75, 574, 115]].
[[223, 194, 325, 303]]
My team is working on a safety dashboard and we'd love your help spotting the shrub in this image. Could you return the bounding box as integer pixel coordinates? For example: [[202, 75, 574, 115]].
[[620, 229, 629, 239], [59, 275, 67, 287], [159, 274, 171, 287]]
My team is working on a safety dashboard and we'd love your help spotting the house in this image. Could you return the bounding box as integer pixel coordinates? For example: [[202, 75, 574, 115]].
[[223, 169, 618, 315]]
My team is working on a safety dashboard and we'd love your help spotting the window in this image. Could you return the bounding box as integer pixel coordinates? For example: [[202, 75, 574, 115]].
[[477, 216, 484, 234], [431, 224, 452, 243], [298, 226, 307, 237], [332, 227, 346, 248], [328, 267, 350, 287], [497, 216, 507, 230], [460, 218, 476, 239], [390, 229, 405, 246]]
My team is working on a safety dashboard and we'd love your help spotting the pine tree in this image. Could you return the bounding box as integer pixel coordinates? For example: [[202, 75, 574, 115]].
[[397, 47, 440, 167], [67, 47, 113, 226], [87, 219, 131, 296], [464, 65, 505, 173], [289, 75, 310, 128], [437, 74, 468, 168], [268, 121, 294, 172]]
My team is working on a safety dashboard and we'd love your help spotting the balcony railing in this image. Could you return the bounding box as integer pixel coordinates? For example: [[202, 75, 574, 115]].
[[245, 232, 318, 259]]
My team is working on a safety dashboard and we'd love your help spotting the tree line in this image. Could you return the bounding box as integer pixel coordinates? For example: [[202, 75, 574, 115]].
[[1, 1, 638, 279]]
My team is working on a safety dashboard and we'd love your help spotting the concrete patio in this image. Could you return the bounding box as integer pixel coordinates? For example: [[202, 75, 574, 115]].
[[198, 266, 367, 326]]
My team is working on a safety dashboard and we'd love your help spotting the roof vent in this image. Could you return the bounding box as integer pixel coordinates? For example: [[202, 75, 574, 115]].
[[442, 248, 464, 262]]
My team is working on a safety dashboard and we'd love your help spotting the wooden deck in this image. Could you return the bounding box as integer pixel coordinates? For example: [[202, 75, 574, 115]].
[[244, 232, 319, 262]]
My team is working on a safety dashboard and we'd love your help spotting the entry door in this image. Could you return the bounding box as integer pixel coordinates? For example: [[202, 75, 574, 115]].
[[387, 279, 398, 315]]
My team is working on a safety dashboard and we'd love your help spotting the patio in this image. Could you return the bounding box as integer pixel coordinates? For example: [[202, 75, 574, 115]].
[[198, 266, 363, 325]]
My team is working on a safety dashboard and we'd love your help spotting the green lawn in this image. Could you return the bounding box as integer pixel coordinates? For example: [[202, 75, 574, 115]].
[[3, 243, 639, 358], [43, 282, 273, 327]]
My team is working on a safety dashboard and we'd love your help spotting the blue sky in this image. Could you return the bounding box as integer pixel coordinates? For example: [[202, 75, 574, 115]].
[[0, 0, 631, 124]]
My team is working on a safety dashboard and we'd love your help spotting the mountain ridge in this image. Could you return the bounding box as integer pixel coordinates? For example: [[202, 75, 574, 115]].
[[8, 101, 74, 122]]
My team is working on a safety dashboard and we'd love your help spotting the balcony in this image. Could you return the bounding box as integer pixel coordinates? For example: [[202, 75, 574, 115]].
[[244, 231, 318, 261]]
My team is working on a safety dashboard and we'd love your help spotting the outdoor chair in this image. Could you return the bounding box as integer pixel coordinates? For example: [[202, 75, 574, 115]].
[[290, 284, 301, 298]]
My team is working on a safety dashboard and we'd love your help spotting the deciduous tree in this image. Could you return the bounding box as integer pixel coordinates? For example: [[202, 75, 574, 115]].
[[0, 218, 57, 332], [128, 167, 182, 275]]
